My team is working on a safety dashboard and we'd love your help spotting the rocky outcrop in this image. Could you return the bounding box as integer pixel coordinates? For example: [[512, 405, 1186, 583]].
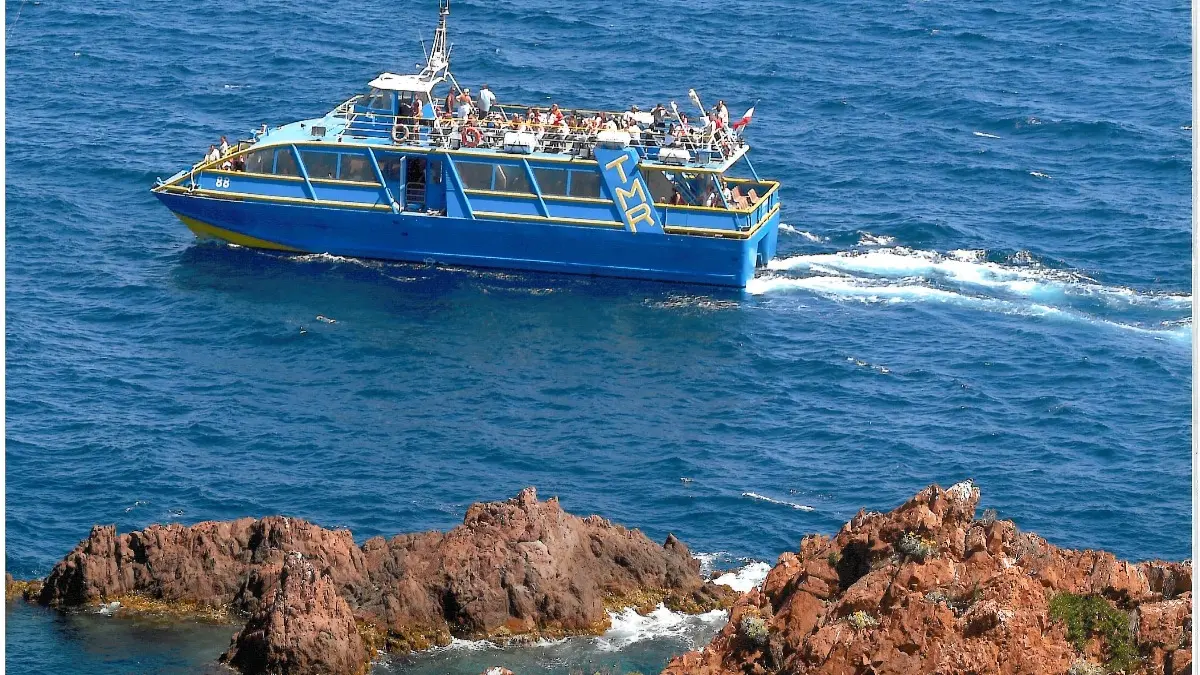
[[665, 481, 1192, 675], [221, 552, 370, 675], [36, 487, 731, 655]]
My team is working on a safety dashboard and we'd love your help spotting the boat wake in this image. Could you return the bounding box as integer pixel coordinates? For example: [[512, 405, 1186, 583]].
[[748, 247, 1191, 340]]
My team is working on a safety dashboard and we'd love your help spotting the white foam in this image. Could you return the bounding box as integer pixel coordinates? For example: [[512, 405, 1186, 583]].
[[858, 232, 896, 247], [973, 131, 1001, 139], [779, 223, 826, 242], [712, 561, 772, 593], [747, 275, 970, 305], [742, 492, 815, 511], [763, 248, 1191, 310], [749, 245, 1191, 341], [292, 252, 369, 266], [596, 604, 728, 651], [1029, 171, 1051, 179]]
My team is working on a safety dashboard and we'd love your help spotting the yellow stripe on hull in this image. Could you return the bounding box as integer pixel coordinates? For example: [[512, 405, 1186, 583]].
[[175, 214, 304, 252]]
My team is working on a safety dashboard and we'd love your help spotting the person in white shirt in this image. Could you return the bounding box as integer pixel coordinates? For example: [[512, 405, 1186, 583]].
[[478, 84, 496, 116], [622, 105, 639, 127], [716, 100, 729, 127], [219, 136, 230, 156], [205, 145, 220, 164]]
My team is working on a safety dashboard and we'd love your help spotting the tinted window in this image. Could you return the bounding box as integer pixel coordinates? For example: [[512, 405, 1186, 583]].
[[493, 164, 530, 194], [456, 162, 493, 190], [339, 154, 375, 182], [363, 88, 392, 111], [377, 155, 403, 182], [274, 148, 300, 177], [428, 160, 443, 184], [244, 149, 273, 174], [569, 170, 601, 199], [643, 169, 675, 204], [534, 168, 567, 196], [301, 151, 338, 179]]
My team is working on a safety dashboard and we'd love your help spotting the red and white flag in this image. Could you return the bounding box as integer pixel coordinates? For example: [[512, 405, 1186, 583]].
[[732, 107, 755, 130]]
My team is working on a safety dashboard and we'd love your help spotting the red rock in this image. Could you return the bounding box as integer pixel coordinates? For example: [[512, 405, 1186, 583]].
[[220, 552, 369, 675], [36, 488, 731, 652], [664, 481, 1190, 675], [1137, 595, 1191, 646]]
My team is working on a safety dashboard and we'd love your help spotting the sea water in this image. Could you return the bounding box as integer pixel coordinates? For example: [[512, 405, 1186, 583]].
[[5, 0, 1190, 672]]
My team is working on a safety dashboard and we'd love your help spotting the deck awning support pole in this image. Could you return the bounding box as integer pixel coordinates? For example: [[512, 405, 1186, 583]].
[[291, 145, 319, 202], [742, 154, 762, 182], [523, 160, 550, 217], [366, 147, 399, 213]]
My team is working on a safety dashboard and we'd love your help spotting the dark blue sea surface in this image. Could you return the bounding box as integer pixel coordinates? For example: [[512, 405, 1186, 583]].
[[5, 0, 1191, 672]]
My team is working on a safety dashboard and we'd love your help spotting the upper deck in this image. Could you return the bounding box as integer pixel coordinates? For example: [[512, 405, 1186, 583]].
[[249, 95, 752, 175]]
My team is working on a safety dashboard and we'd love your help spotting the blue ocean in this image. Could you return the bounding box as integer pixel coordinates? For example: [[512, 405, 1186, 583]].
[[5, 0, 1191, 672]]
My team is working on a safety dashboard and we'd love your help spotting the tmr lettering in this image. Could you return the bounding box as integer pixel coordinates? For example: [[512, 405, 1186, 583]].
[[604, 154, 657, 233]]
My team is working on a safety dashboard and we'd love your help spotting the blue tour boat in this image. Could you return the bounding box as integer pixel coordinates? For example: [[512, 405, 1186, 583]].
[[151, 1, 780, 287]]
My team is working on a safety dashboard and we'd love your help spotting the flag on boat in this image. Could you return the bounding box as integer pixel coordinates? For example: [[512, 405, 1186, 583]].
[[732, 106, 755, 130]]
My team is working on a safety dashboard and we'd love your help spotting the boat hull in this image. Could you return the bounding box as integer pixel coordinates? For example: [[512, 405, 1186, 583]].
[[155, 192, 779, 287]]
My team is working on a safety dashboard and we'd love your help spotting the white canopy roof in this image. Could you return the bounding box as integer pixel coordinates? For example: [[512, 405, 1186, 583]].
[[367, 72, 441, 93]]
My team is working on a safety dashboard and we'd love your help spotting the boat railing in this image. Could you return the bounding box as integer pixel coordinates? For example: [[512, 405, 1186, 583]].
[[339, 109, 745, 165], [332, 94, 363, 118]]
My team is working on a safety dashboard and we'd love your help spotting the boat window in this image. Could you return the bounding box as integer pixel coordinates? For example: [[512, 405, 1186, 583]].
[[274, 148, 300, 177], [363, 88, 393, 112], [339, 154, 375, 182], [568, 170, 601, 199], [492, 164, 530, 194], [376, 154, 403, 182], [533, 168, 568, 196], [244, 149, 273, 174], [428, 159, 443, 184], [456, 162, 493, 190], [643, 169, 675, 204], [300, 151, 338, 180]]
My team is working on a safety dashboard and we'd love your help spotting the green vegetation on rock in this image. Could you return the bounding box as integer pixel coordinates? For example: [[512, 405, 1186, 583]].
[[1049, 593, 1138, 673]]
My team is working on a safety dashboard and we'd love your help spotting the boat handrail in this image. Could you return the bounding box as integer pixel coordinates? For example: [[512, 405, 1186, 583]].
[[338, 111, 745, 165]]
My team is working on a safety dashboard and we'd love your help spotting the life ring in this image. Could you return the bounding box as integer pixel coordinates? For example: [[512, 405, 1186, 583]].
[[391, 122, 410, 144], [461, 126, 482, 148]]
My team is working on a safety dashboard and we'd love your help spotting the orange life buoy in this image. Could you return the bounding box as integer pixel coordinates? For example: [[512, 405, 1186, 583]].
[[461, 126, 482, 148], [391, 122, 410, 144]]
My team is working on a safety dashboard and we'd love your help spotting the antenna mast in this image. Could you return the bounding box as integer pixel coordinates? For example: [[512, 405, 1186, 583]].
[[422, 0, 451, 80]]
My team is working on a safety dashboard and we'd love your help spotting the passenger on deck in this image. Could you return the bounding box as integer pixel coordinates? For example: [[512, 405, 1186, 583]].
[[219, 136, 230, 156], [457, 89, 473, 119], [716, 100, 729, 127], [479, 83, 496, 117], [444, 90, 456, 115], [670, 188, 685, 206], [622, 105, 639, 127], [205, 145, 220, 164], [548, 104, 563, 126], [651, 103, 667, 128]]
